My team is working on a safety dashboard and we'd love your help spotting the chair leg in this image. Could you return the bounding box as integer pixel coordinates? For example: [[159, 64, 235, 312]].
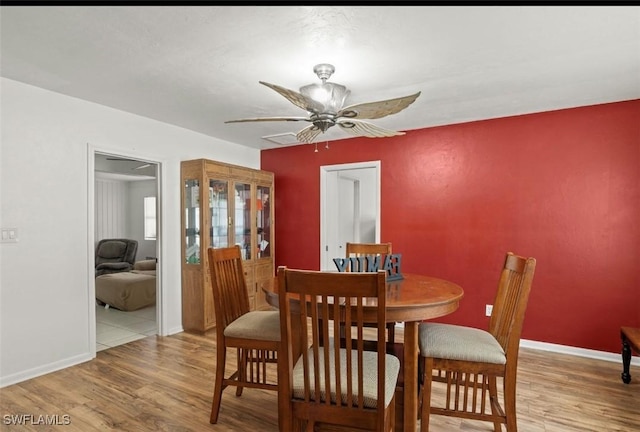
[[488, 376, 503, 432], [277, 347, 291, 432], [236, 348, 245, 397], [419, 357, 433, 432], [210, 340, 227, 424], [389, 391, 396, 432], [503, 374, 518, 432], [388, 323, 395, 344]]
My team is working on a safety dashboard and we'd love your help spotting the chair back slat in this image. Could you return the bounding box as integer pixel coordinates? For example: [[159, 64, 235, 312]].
[[332, 299, 344, 406], [278, 267, 392, 429], [208, 246, 251, 330], [489, 252, 537, 357]]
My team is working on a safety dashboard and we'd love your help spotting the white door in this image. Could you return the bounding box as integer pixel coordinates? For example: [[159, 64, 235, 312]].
[[325, 173, 359, 264], [338, 174, 359, 247], [320, 161, 381, 271]]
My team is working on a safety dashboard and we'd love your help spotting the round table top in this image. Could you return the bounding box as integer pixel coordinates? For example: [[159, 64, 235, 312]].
[[264, 272, 464, 323]]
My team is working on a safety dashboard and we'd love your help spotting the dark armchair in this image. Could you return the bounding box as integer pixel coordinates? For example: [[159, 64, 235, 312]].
[[95, 238, 138, 277]]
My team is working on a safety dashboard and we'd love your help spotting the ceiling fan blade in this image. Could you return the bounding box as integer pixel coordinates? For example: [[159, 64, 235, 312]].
[[259, 81, 325, 113], [225, 116, 310, 124], [337, 91, 421, 120], [337, 118, 406, 138], [296, 124, 323, 144]]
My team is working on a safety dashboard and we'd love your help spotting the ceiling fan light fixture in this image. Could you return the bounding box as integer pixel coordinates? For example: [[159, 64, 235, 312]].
[[299, 82, 349, 113]]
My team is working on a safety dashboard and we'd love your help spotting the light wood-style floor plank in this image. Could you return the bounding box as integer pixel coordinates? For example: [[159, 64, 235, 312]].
[[1, 329, 638, 431]]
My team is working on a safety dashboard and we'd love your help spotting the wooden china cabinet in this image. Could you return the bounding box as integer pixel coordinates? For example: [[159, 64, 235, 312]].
[[180, 158, 275, 333]]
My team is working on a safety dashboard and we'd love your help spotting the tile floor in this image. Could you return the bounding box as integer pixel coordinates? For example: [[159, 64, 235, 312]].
[[96, 303, 157, 352]]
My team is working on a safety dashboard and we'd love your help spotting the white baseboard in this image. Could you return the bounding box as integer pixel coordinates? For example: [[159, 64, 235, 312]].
[[165, 326, 184, 336], [0, 353, 93, 389], [520, 339, 640, 366], [0, 326, 185, 388]]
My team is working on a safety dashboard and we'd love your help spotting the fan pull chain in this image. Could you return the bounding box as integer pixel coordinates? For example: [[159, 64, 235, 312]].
[[312, 141, 330, 152]]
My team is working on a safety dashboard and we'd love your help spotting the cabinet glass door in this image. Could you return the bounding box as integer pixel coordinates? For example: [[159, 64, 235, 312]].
[[235, 182, 251, 260], [257, 185, 271, 258], [209, 179, 229, 248], [184, 179, 200, 264]]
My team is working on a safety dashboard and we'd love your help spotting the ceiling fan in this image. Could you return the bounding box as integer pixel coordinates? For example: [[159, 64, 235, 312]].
[[225, 64, 421, 144]]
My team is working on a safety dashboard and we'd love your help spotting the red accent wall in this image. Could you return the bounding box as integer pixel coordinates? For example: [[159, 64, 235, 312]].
[[261, 100, 640, 354]]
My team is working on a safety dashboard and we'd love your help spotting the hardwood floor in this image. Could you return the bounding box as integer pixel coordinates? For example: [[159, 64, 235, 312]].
[[1, 329, 638, 431]]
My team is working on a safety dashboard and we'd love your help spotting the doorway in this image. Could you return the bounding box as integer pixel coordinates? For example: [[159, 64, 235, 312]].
[[320, 161, 381, 271], [91, 151, 162, 353]]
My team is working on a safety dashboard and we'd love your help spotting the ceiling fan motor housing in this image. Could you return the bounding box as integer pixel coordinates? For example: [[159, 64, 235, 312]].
[[309, 113, 336, 132]]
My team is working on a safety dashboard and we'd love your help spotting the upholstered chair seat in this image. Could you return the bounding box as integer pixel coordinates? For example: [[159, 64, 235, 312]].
[[419, 323, 506, 364], [223, 310, 281, 341]]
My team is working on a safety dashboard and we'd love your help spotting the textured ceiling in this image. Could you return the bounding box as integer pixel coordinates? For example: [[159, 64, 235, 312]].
[[1, 5, 639, 150]]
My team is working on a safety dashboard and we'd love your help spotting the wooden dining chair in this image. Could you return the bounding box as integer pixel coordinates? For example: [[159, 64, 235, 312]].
[[418, 252, 536, 432], [277, 267, 400, 432], [345, 242, 396, 344], [208, 246, 285, 428]]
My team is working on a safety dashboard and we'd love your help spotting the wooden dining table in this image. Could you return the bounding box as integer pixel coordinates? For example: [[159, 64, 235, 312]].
[[263, 272, 464, 432]]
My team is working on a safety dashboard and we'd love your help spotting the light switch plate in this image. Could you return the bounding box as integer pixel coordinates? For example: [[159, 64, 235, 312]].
[[1, 228, 19, 243]]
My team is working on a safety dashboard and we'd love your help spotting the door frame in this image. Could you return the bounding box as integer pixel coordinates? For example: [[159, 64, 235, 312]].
[[87, 144, 165, 357], [319, 160, 381, 270]]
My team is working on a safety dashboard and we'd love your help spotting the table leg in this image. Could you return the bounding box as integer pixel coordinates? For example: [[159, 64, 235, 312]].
[[403, 321, 418, 432]]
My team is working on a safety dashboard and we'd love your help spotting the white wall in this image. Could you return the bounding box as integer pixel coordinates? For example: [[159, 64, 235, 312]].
[[0, 78, 260, 387], [95, 177, 130, 241]]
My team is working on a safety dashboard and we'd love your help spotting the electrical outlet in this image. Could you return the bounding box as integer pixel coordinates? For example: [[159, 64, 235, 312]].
[[485, 304, 493, 317]]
